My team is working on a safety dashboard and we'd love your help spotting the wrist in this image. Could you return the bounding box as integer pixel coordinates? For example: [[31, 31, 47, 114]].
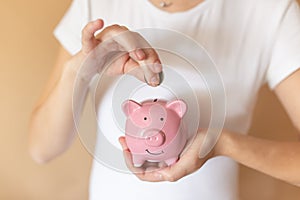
[[62, 51, 94, 85], [213, 131, 235, 157]]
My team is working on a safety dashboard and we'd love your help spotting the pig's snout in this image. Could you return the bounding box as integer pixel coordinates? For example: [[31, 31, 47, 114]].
[[144, 129, 166, 147]]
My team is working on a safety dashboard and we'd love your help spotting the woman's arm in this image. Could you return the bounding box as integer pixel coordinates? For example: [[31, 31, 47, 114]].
[[29, 19, 162, 163], [28, 20, 104, 163], [220, 68, 300, 186], [29, 46, 75, 164], [219, 131, 300, 186]]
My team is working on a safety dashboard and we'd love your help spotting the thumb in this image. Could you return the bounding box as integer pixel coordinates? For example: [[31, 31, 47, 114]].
[[81, 19, 104, 54]]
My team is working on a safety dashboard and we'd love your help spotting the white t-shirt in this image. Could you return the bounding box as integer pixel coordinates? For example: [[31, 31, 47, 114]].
[[54, 0, 300, 199]]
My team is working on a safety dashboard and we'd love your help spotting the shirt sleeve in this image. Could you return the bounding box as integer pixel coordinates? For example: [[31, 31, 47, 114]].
[[266, 0, 300, 89], [53, 0, 89, 55]]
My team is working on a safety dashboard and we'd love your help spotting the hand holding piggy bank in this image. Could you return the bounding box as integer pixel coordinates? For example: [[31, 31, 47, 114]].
[[122, 99, 188, 167]]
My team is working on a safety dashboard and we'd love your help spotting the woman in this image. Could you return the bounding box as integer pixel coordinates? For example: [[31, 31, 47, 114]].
[[29, 0, 300, 199]]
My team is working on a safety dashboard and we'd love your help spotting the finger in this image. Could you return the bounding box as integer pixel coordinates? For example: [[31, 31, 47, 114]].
[[118, 137, 140, 173], [137, 169, 165, 182], [95, 24, 128, 41], [124, 60, 146, 82], [81, 19, 104, 53], [119, 139, 144, 175], [157, 159, 192, 182], [136, 48, 162, 73], [105, 53, 131, 76], [107, 54, 146, 82], [157, 132, 207, 182], [133, 48, 146, 60], [118, 136, 129, 151], [97, 25, 162, 86], [114, 32, 162, 86], [126, 57, 163, 86]]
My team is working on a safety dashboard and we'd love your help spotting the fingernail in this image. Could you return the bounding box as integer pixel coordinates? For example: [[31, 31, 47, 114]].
[[150, 75, 159, 85], [135, 49, 146, 60]]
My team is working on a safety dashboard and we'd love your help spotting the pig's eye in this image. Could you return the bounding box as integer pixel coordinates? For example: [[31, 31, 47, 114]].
[[144, 117, 147, 120], [160, 117, 164, 121]]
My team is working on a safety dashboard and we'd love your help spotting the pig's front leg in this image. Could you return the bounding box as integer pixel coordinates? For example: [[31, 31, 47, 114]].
[[165, 157, 179, 166], [132, 155, 146, 167]]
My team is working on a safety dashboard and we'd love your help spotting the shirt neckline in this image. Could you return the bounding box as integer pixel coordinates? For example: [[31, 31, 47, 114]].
[[142, 0, 209, 17]]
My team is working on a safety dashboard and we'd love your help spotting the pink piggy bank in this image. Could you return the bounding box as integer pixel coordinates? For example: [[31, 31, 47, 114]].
[[122, 99, 188, 167]]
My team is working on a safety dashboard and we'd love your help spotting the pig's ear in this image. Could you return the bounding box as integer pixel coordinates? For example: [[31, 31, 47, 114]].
[[122, 100, 141, 116], [166, 99, 187, 118]]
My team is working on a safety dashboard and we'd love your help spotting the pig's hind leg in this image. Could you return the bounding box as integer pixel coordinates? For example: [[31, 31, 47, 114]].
[[165, 157, 179, 166], [132, 155, 145, 167]]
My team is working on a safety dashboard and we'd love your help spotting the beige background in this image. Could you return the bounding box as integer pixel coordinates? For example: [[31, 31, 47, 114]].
[[0, 0, 300, 199]]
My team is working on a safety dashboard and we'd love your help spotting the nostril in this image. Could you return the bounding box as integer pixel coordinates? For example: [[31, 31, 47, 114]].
[[145, 131, 165, 147]]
